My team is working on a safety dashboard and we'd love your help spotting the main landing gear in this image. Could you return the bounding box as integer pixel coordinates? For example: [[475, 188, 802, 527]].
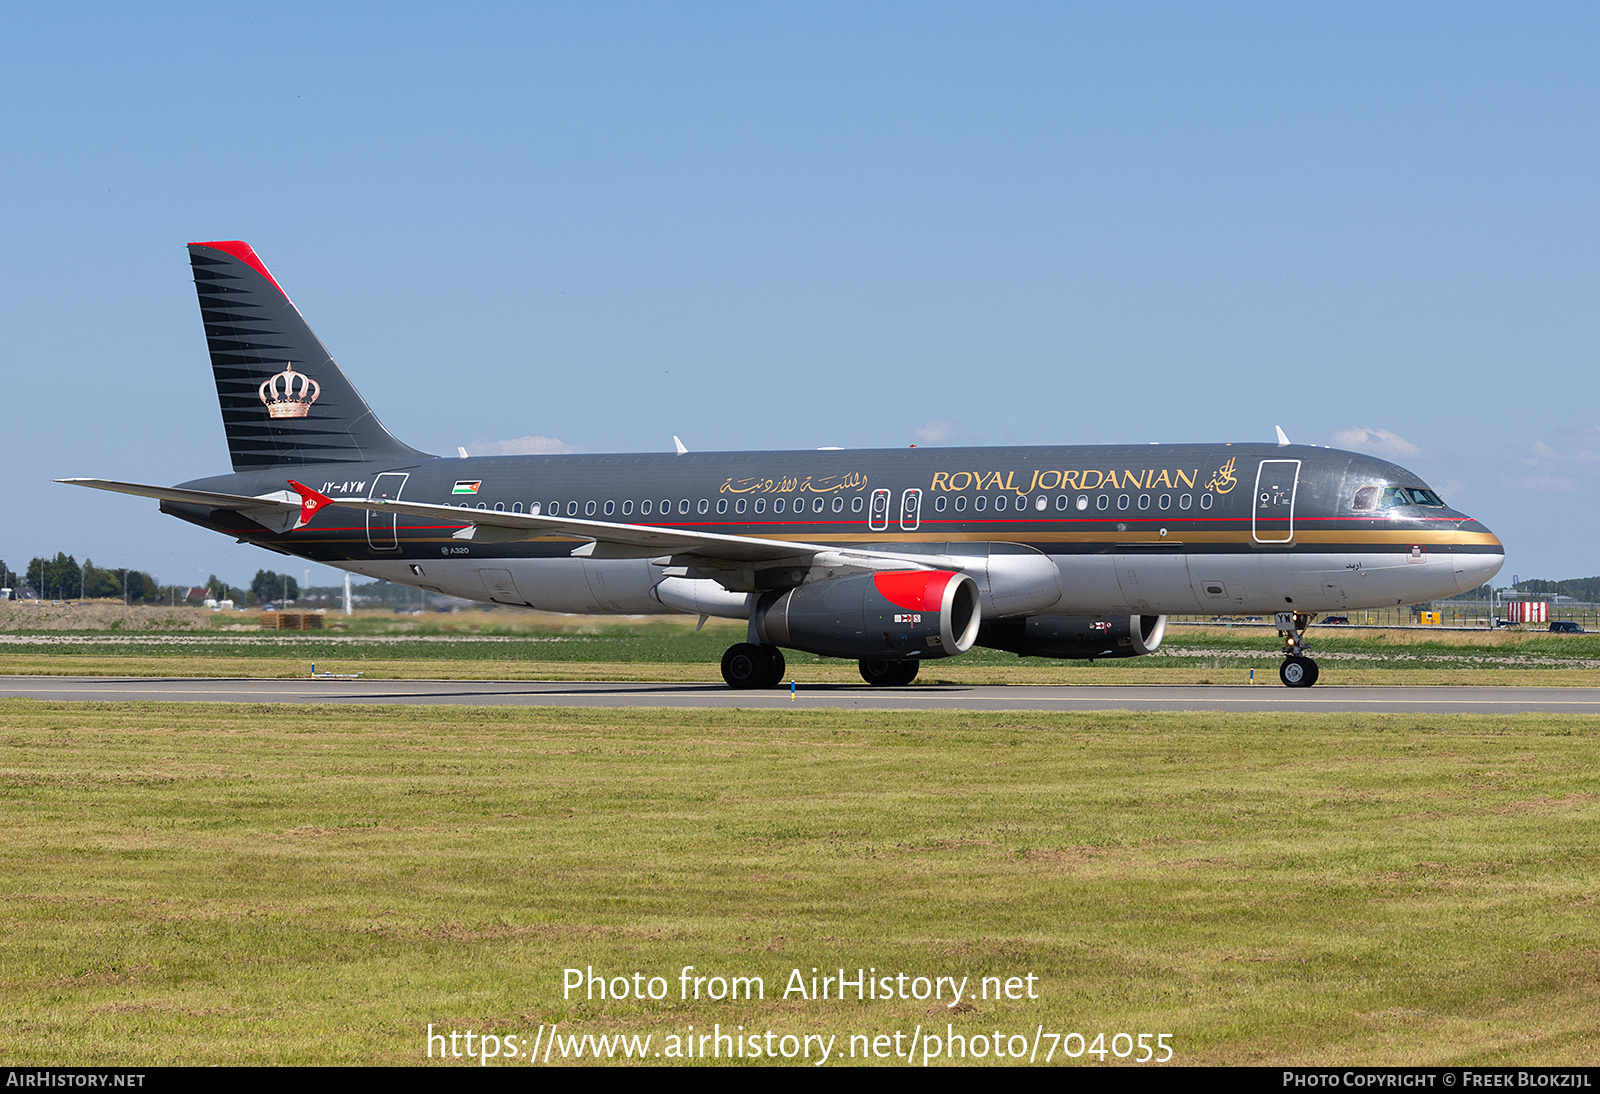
[[859, 659, 920, 687], [1276, 611, 1320, 688], [720, 643, 786, 689]]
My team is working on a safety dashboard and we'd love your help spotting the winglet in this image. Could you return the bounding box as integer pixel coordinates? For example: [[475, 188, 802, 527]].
[[1274, 425, 1292, 447], [286, 479, 336, 529], [673, 436, 688, 455]]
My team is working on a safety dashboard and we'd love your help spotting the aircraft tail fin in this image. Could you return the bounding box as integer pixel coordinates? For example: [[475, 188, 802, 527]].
[[186, 240, 430, 472]]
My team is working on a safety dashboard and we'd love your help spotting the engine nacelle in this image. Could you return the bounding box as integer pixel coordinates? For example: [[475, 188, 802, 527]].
[[977, 613, 1167, 659], [754, 570, 981, 660]]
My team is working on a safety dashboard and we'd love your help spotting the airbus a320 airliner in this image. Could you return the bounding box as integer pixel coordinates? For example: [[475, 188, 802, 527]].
[[63, 241, 1504, 688]]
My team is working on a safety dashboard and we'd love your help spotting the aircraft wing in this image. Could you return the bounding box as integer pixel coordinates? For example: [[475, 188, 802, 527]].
[[309, 487, 940, 572], [58, 478, 304, 532]]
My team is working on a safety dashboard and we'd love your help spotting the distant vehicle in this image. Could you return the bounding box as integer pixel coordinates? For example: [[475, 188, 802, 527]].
[[1494, 618, 1517, 628], [1549, 621, 1585, 634], [1323, 615, 1350, 624]]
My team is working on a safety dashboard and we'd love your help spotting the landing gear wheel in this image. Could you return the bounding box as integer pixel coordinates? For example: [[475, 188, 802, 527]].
[[762, 645, 786, 688], [722, 644, 768, 689], [1280, 656, 1319, 688], [721, 643, 787, 689], [859, 659, 920, 687]]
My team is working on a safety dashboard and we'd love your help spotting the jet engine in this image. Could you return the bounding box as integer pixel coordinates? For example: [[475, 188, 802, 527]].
[[752, 570, 981, 661], [978, 613, 1167, 659]]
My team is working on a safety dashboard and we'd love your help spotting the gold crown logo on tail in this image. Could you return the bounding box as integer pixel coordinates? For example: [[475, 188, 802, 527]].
[[258, 364, 321, 419]]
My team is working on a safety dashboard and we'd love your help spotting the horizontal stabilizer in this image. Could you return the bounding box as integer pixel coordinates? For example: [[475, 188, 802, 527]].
[[57, 478, 304, 533]]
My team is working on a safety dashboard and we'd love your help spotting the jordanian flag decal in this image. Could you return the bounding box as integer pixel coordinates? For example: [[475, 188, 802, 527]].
[[452, 480, 482, 495]]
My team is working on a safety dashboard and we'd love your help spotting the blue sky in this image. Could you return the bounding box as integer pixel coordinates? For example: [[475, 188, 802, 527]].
[[3, 3, 1596, 588]]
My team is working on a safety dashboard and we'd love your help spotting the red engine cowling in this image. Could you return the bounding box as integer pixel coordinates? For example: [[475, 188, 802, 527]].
[[753, 570, 981, 661]]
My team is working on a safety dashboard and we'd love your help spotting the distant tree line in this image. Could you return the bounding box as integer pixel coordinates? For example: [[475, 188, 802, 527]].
[[0, 554, 302, 607], [1511, 576, 1600, 602]]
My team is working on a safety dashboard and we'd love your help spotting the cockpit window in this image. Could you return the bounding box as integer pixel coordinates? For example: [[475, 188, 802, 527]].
[[1358, 484, 1448, 510]]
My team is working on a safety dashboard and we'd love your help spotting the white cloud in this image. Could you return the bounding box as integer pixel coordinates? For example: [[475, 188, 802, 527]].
[[465, 435, 583, 455], [1328, 426, 1422, 459], [1524, 431, 1600, 467], [913, 419, 957, 445]]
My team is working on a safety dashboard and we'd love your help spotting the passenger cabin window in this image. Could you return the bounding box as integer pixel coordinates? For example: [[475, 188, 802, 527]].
[[641, 500, 652, 515], [935, 496, 947, 512], [716, 498, 727, 514], [622, 500, 633, 515], [698, 499, 709, 515], [954, 495, 967, 512], [774, 498, 786, 514], [852, 496, 864, 513], [585, 500, 596, 516], [754, 498, 766, 514], [604, 500, 615, 516], [735, 498, 747, 514]]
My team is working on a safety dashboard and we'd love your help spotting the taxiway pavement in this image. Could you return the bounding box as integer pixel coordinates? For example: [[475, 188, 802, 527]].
[[2, 677, 1598, 714]]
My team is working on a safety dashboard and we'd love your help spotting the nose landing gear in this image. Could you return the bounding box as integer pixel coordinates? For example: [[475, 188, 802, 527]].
[[1276, 612, 1320, 688]]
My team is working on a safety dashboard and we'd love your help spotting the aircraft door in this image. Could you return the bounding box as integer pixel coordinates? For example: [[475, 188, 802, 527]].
[[477, 568, 529, 606], [1252, 460, 1300, 544], [366, 472, 408, 550], [868, 489, 891, 532]]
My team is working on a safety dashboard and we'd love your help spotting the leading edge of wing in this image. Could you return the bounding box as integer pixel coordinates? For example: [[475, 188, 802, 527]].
[[305, 486, 933, 568]]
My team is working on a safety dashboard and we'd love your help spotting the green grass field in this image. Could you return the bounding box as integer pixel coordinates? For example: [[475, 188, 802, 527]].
[[5, 613, 1600, 686], [3, 701, 1597, 1066]]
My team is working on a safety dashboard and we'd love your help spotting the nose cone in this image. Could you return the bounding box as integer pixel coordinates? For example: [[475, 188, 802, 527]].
[[1454, 520, 1505, 593]]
